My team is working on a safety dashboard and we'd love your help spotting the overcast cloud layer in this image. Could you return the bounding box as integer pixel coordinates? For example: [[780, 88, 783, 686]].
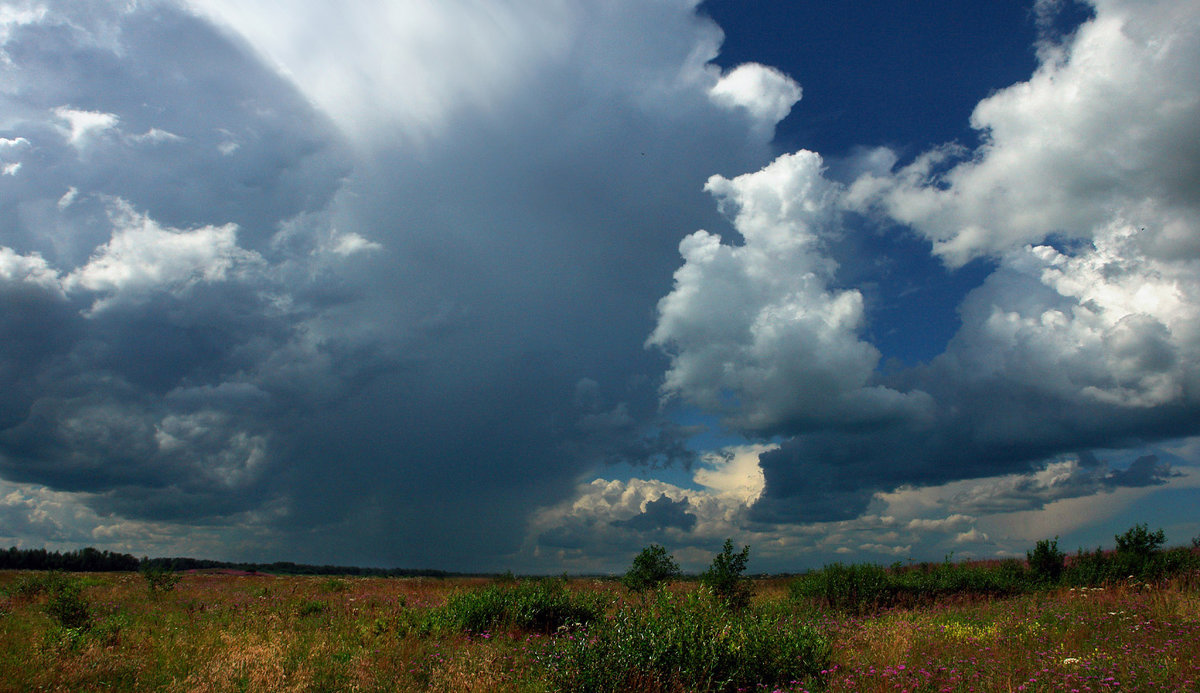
[[1, 0, 1198, 572]]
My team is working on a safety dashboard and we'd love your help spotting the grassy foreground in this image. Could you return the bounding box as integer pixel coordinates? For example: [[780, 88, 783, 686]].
[[2, 567, 1199, 692]]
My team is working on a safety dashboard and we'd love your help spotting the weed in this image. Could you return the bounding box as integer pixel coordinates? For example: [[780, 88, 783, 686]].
[[5, 571, 57, 599], [2, 569, 1198, 692], [296, 599, 327, 616]]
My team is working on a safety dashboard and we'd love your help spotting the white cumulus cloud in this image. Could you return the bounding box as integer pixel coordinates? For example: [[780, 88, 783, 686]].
[[847, 0, 1200, 266], [708, 62, 801, 138], [53, 106, 119, 148], [649, 150, 931, 433], [64, 201, 265, 311]]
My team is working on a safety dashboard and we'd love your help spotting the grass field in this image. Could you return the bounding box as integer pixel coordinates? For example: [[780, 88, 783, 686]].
[[2, 565, 1198, 692]]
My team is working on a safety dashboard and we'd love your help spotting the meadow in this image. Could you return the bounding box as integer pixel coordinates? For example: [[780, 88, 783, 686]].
[[2, 534, 1199, 692]]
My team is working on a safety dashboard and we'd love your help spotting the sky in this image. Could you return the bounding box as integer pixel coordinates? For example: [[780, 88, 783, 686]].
[[1, 0, 1199, 574]]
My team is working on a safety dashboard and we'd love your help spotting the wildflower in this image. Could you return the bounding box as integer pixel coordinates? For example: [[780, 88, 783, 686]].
[[1062, 658, 1080, 665]]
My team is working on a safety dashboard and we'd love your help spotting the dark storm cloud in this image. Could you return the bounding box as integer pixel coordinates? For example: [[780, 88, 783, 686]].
[[1105, 455, 1179, 489], [748, 347, 1199, 525], [0, 0, 802, 569], [0, 1, 348, 257]]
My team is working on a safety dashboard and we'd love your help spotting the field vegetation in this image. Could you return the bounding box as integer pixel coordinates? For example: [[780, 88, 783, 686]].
[[1, 526, 1198, 692]]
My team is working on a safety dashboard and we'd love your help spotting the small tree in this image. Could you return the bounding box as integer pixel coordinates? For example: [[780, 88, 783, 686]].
[[622, 544, 680, 592], [1027, 537, 1066, 584], [45, 575, 91, 630], [1115, 524, 1166, 558], [701, 538, 752, 611], [140, 565, 182, 594]]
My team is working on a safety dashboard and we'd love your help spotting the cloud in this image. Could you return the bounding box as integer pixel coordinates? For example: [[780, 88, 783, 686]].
[[53, 106, 119, 147], [4, 0, 1195, 573], [63, 201, 265, 312], [183, 0, 582, 147], [526, 443, 772, 571], [614, 494, 698, 533], [708, 62, 801, 138], [0, 136, 29, 177], [0, 0, 809, 570], [945, 453, 1180, 516], [648, 150, 933, 434], [846, 0, 1200, 266], [644, 0, 1200, 534]]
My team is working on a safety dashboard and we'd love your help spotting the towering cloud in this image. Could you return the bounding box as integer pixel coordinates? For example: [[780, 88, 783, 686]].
[[648, 150, 932, 434], [0, 0, 802, 569]]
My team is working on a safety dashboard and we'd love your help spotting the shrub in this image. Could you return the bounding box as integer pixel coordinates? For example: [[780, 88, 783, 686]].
[[1063, 525, 1180, 586], [1115, 523, 1166, 558], [793, 562, 895, 613], [791, 558, 1030, 613], [701, 539, 752, 611], [1063, 541, 1192, 586], [544, 588, 829, 692], [1027, 537, 1065, 584], [318, 577, 349, 593], [140, 565, 182, 594], [434, 578, 604, 634], [1156, 546, 1200, 582], [44, 576, 91, 630], [622, 544, 680, 593]]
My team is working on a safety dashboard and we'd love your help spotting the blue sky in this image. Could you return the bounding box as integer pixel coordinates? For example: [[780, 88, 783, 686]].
[[1, 0, 1198, 573]]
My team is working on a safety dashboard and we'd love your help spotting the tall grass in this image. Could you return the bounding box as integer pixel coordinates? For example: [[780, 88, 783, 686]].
[[543, 587, 829, 692], [429, 577, 606, 634]]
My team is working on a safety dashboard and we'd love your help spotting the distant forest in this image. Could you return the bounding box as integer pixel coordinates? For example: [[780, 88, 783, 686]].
[[0, 546, 458, 577]]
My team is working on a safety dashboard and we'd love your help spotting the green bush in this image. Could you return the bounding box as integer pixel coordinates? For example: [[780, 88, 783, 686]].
[[140, 565, 182, 594], [317, 577, 349, 593], [791, 559, 1028, 613], [622, 544, 680, 593], [434, 578, 604, 634], [1027, 538, 1066, 584], [701, 539, 752, 611], [1115, 524, 1166, 559], [44, 575, 91, 630], [1060, 524, 1190, 587], [543, 588, 829, 692], [1065, 541, 1200, 586], [792, 562, 895, 613]]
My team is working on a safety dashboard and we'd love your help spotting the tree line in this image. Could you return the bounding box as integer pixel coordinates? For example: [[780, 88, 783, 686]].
[[0, 546, 457, 577], [0, 547, 139, 572]]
